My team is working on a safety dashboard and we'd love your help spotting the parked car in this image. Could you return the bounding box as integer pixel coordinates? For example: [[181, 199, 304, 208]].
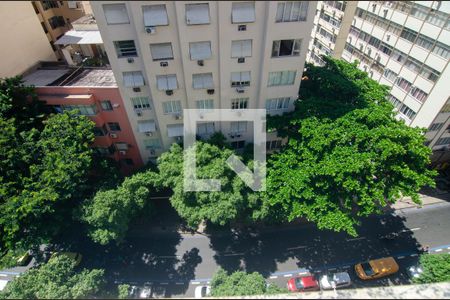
[[50, 252, 83, 266], [355, 256, 399, 280], [287, 274, 320, 292], [407, 264, 424, 280], [319, 272, 352, 290], [194, 285, 211, 298]]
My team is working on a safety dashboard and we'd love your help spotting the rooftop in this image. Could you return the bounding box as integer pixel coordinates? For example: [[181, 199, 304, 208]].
[[23, 66, 116, 87]]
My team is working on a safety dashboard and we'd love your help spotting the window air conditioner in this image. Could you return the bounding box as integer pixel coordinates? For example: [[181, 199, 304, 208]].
[[119, 150, 127, 155], [174, 114, 182, 120], [160, 61, 168, 67], [109, 133, 118, 138], [145, 26, 156, 34], [197, 60, 204, 66], [236, 87, 245, 93], [207, 89, 215, 95], [238, 24, 247, 31], [133, 87, 141, 92], [237, 57, 245, 63], [166, 89, 173, 96], [145, 132, 153, 136], [127, 57, 134, 63], [135, 109, 143, 117]]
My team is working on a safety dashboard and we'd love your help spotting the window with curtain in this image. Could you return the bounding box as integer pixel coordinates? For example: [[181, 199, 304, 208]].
[[383, 69, 397, 82], [196, 99, 214, 110], [150, 43, 173, 60], [230, 121, 247, 133], [267, 71, 296, 86], [142, 4, 169, 26], [103, 3, 130, 24], [409, 87, 428, 102], [114, 40, 137, 57], [162, 101, 182, 114], [272, 39, 302, 57], [197, 122, 215, 135], [185, 3, 210, 25], [265, 97, 290, 111], [399, 103, 417, 119], [192, 73, 214, 89], [131, 96, 151, 110], [189, 41, 212, 60], [395, 77, 412, 92], [156, 74, 178, 90], [123, 71, 145, 87], [137, 120, 156, 133], [144, 139, 161, 149], [231, 40, 252, 58], [231, 2, 255, 23], [276, 1, 309, 22], [231, 71, 251, 87]]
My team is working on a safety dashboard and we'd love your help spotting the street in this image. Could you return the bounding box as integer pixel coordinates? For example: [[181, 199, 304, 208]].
[[74, 201, 450, 298]]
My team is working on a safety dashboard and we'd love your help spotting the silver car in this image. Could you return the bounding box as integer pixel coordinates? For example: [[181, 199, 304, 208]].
[[319, 272, 352, 290]]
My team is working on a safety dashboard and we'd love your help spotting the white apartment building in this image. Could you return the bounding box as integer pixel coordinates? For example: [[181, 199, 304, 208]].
[[90, 1, 316, 163], [308, 1, 450, 165]]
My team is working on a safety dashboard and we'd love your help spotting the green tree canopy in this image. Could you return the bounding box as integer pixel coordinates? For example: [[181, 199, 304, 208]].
[[265, 57, 436, 236], [413, 253, 450, 284], [210, 268, 286, 296], [0, 255, 104, 299]]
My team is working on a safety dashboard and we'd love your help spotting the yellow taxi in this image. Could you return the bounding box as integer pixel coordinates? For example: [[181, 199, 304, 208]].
[[355, 256, 399, 280]]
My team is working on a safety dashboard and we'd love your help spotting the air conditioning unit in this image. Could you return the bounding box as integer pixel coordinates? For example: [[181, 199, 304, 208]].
[[166, 89, 173, 96], [238, 24, 247, 31], [160, 61, 168, 67], [197, 60, 204, 66], [145, 26, 156, 34], [149, 149, 156, 156], [135, 109, 143, 116], [236, 87, 245, 93], [207, 89, 215, 95], [145, 132, 153, 136], [109, 133, 118, 138], [174, 114, 182, 120], [119, 150, 127, 155], [127, 57, 134, 63], [133, 87, 141, 92], [237, 57, 245, 63]]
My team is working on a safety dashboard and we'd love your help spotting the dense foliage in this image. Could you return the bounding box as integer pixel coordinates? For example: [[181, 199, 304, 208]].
[[413, 253, 450, 284], [0, 255, 104, 299]]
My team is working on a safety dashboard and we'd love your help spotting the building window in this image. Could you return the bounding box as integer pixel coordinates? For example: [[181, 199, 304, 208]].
[[266, 97, 290, 111], [231, 140, 245, 149], [426, 10, 447, 28], [93, 126, 107, 137], [271, 39, 302, 57], [196, 99, 214, 110], [268, 71, 296, 86], [409, 87, 428, 103], [231, 71, 251, 87], [131, 96, 151, 110], [395, 77, 412, 93], [231, 98, 249, 110], [420, 65, 440, 82], [108, 122, 121, 132], [122, 158, 134, 166], [67, 1, 77, 9], [114, 143, 128, 151], [95, 146, 114, 156], [114, 40, 137, 58], [189, 41, 212, 60], [383, 69, 397, 82], [391, 49, 406, 63], [399, 103, 416, 119], [103, 3, 130, 25], [142, 4, 169, 26], [100, 100, 113, 111], [410, 4, 429, 21], [185, 3, 210, 25], [162, 101, 182, 114], [197, 122, 215, 136], [42, 0, 59, 10], [192, 73, 214, 89], [404, 58, 421, 73], [123, 71, 145, 87], [276, 1, 309, 22], [144, 138, 161, 149], [387, 95, 402, 109], [48, 16, 65, 29], [400, 28, 418, 43], [62, 104, 98, 116], [429, 123, 444, 131], [156, 74, 178, 90], [231, 2, 255, 23], [150, 43, 174, 60], [231, 40, 252, 58], [435, 137, 450, 146], [266, 140, 282, 150], [230, 121, 247, 133], [137, 120, 156, 133], [432, 43, 450, 60], [167, 124, 184, 138]]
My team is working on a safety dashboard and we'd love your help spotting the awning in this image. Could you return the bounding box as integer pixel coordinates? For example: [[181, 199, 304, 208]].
[[167, 124, 183, 137], [138, 120, 156, 133], [55, 30, 103, 45]]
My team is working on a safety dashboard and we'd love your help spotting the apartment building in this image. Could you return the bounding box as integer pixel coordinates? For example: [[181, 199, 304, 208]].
[[22, 65, 144, 173], [89, 1, 316, 163], [308, 1, 450, 165]]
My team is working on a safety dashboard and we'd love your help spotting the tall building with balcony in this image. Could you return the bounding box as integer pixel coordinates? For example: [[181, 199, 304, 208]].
[[89, 1, 316, 163]]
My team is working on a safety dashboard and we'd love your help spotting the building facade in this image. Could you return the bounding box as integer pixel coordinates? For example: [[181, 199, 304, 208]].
[[89, 1, 316, 163]]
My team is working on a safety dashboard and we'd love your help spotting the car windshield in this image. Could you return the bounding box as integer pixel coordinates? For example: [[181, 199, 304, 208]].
[[361, 262, 375, 276], [295, 278, 304, 289]]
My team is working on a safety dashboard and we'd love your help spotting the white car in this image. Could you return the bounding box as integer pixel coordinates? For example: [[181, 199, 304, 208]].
[[319, 272, 352, 290], [194, 285, 211, 298]]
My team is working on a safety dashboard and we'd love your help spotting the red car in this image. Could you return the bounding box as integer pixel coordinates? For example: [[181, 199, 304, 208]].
[[287, 274, 320, 292]]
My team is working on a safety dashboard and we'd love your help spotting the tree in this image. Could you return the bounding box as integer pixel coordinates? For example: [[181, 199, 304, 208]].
[[117, 284, 130, 299], [157, 142, 269, 228], [0, 255, 104, 299], [210, 268, 286, 296], [80, 170, 160, 245], [413, 253, 450, 284], [265, 57, 436, 236]]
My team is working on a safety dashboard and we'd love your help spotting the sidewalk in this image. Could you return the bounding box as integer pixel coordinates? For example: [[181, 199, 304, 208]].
[[390, 189, 450, 210]]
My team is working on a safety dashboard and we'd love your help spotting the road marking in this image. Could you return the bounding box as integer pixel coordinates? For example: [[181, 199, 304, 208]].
[[160, 282, 169, 285], [191, 281, 200, 285], [328, 268, 336, 271], [269, 276, 278, 279], [175, 282, 184, 285], [410, 253, 418, 257], [410, 227, 421, 231], [158, 255, 180, 259], [283, 274, 292, 277], [346, 237, 366, 242], [287, 246, 307, 250], [299, 272, 308, 275], [223, 253, 244, 257], [397, 256, 405, 259], [434, 249, 443, 252]]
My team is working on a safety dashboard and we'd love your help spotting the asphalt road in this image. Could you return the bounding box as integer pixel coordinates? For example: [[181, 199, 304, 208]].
[[2, 202, 449, 298]]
